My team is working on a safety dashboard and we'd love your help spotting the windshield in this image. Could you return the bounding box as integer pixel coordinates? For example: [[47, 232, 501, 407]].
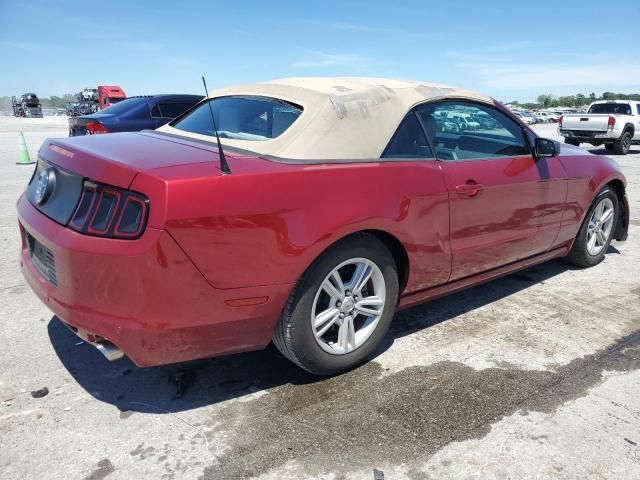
[[99, 97, 150, 114], [589, 103, 632, 115], [172, 96, 303, 141]]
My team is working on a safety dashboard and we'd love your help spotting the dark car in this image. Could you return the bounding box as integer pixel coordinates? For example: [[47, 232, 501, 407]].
[[68, 94, 203, 136]]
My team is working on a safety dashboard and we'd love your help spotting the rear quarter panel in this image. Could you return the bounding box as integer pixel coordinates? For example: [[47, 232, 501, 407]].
[[137, 158, 452, 293]]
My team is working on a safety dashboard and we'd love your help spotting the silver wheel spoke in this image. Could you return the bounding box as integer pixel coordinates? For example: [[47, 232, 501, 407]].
[[587, 232, 597, 252], [600, 208, 613, 224], [337, 316, 355, 352], [314, 307, 339, 329], [355, 296, 384, 317], [314, 308, 340, 337], [322, 273, 344, 301], [596, 230, 605, 246], [350, 263, 373, 295]]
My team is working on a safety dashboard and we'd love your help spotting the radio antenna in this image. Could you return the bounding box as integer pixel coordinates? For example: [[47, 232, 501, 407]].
[[202, 76, 231, 174]]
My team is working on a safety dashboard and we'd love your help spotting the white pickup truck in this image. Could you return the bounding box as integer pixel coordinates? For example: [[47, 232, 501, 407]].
[[558, 100, 640, 154]]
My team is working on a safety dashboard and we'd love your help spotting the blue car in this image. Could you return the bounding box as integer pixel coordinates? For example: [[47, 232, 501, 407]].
[[68, 94, 203, 136]]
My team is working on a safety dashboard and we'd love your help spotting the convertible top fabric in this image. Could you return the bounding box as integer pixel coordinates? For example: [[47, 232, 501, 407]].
[[158, 77, 494, 160]]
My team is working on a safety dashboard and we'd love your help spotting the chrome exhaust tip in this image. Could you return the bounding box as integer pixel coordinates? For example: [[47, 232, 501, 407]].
[[95, 341, 125, 361]]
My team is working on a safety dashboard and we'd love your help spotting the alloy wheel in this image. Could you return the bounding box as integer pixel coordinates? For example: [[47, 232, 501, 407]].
[[587, 197, 615, 256], [311, 258, 386, 355]]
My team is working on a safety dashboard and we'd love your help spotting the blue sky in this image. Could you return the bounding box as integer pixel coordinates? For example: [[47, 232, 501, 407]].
[[1, 0, 638, 101]]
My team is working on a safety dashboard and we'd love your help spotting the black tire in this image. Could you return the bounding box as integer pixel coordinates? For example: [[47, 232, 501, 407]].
[[273, 233, 399, 375], [565, 138, 580, 146], [565, 186, 618, 268], [613, 131, 632, 155]]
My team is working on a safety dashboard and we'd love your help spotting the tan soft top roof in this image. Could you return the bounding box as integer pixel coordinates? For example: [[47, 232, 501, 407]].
[[158, 77, 493, 160]]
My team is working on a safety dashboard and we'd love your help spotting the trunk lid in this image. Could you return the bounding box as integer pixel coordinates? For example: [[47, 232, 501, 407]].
[[28, 132, 226, 227], [561, 114, 611, 132], [40, 131, 224, 189]]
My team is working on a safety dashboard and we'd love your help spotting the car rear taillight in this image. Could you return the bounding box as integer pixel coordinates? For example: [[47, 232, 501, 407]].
[[558, 116, 563, 127], [85, 121, 109, 135], [69, 181, 148, 239], [608, 116, 616, 128]]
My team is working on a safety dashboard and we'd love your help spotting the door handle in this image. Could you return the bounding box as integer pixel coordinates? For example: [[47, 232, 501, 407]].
[[456, 181, 484, 197]]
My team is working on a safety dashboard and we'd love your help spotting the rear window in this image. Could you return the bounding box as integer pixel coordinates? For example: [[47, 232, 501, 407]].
[[588, 103, 632, 115], [172, 96, 303, 141], [155, 102, 198, 118], [99, 97, 150, 114]]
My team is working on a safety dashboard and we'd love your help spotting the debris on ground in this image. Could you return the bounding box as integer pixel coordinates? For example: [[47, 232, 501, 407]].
[[169, 369, 196, 399], [30, 387, 49, 398]]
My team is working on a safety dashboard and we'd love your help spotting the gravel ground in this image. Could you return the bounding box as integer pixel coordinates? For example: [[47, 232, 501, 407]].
[[0, 117, 638, 480]]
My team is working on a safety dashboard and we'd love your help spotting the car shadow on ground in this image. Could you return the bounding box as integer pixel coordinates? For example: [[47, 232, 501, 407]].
[[48, 255, 614, 414], [587, 147, 640, 155]]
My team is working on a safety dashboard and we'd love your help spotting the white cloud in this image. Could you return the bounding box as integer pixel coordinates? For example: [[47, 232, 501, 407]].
[[447, 51, 640, 93], [1, 40, 41, 50], [479, 64, 640, 90]]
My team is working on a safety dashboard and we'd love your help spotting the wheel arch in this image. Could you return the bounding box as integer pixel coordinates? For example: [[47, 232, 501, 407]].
[[298, 229, 411, 296], [622, 122, 634, 135], [607, 179, 629, 241], [360, 229, 410, 294]]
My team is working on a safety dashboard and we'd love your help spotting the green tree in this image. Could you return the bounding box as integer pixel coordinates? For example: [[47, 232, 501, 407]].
[[537, 94, 555, 108]]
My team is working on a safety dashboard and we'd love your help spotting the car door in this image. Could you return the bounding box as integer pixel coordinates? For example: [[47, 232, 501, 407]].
[[380, 111, 451, 290], [416, 101, 567, 281]]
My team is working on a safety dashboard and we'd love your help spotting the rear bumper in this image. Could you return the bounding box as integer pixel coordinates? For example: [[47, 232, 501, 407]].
[[17, 194, 292, 367], [558, 129, 618, 142]]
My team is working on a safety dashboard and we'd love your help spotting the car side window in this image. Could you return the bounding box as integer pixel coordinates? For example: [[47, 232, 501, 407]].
[[637, 104, 640, 115], [416, 101, 531, 161], [381, 112, 434, 159], [158, 102, 197, 118]]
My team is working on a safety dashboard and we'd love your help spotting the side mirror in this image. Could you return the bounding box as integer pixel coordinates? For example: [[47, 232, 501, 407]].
[[534, 137, 559, 158]]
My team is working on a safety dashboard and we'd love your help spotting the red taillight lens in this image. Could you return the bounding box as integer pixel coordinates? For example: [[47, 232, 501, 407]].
[[69, 181, 148, 239], [558, 116, 563, 127], [608, 116, 616, 128], [86, 121, 109, 135]]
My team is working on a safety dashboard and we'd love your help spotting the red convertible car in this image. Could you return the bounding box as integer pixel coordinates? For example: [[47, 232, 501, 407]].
[[18, 77, 629, 374]]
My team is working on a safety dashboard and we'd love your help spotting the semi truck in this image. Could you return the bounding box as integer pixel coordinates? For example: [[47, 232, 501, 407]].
[[67, 86, 127, 116], [11, 93, 43, 118]]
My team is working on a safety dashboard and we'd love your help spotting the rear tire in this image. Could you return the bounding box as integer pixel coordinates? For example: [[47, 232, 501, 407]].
[[613, 132, 632, 155], [565, 186, 618, 268], [273, 233, 399, 375]]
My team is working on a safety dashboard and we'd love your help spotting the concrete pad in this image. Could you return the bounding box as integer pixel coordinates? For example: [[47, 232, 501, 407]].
[[0, 118, 638, 480]]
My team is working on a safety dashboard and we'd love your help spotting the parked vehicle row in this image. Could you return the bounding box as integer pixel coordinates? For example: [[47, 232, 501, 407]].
[[18, 77, 629, 376], [512, 110, 563, 124]]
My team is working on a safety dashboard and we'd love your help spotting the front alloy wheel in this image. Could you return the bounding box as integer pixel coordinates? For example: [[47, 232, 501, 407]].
[[586, 197, 615, 256], [566, 186, 618, 267]]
